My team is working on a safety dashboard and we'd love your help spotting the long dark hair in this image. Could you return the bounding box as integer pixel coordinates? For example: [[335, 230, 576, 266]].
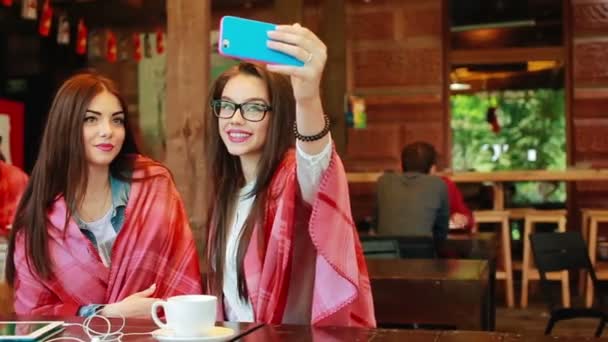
[[204, 62, 295, 300], [6, 71, 139, 285]]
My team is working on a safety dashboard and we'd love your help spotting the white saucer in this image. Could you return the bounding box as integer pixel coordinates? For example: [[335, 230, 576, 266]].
[[151, 327, 235, 342]]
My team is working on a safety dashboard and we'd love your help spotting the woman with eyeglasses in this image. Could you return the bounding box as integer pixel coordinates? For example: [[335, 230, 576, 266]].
[[204, 24, 375, 327]]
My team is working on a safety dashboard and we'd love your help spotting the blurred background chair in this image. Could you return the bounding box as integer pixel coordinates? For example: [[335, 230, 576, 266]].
[[530, 232, 606, 337]]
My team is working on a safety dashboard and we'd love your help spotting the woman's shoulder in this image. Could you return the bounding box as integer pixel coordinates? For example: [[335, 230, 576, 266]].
[[131, 154, 172, 179], [439, 175, 458, 190], [282, 148, 296, 168], [0, 161, 28, 184], [266, 149, 297, 194]]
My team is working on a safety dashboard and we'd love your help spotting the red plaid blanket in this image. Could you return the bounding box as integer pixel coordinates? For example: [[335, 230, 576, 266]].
[[13, 156, 202, 315], [212, 148, 376, 327], [0, 161, 28, 233]]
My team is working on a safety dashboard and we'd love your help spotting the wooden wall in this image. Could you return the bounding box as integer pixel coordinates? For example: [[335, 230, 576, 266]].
[[343, 0, 448, 172], [569, 0, 608, 218], [341, 0, 448, 224]]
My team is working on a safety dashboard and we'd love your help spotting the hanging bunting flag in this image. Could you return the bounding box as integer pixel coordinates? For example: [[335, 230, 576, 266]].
[[1, 0, 13, 7], [21, 0, 37, 20], [106, 30, 117, 63], [156, 29, 164, 54], [133, 33, 142, 62], [143, 33, 152, 58], [57, 15, 70, 45], [38, 0, 53, 37], [76, 19, 88, 55], [486, 106, 501, 134]]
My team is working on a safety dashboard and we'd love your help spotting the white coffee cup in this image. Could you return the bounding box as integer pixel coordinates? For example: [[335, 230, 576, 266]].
[[151, 295, 217, 337]]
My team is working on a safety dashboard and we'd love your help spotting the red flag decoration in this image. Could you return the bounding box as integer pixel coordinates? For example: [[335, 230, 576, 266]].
[[76, 19, 87, 55], [1, 0, 13, 7], [133, 34, 142, 62], [106, 30, 117, 63], [486, 106, 501, 134], [21, 0, 37, 20], [156, 29, 164, 54], [38, 0, 53, 37]]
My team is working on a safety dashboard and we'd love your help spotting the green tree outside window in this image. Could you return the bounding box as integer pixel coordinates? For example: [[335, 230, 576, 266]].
[[451, 89, 566, 204]]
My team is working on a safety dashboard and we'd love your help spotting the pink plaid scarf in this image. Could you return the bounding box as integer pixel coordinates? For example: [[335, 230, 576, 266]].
[[13, 156, 202, 315], [213, 149, 375, 327]]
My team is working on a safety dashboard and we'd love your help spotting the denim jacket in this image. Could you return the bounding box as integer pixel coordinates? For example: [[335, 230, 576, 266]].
[[77, 175, 131, 317]]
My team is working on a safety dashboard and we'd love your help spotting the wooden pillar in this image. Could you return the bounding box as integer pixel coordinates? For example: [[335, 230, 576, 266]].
[[274, 0, 303, 23], [319, 0, 347, 154], [568, 0, 608, 228], [165, 0, 210, 255]]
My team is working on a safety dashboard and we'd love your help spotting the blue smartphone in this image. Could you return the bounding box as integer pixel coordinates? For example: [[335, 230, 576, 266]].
[[218, 16, 304, 67]]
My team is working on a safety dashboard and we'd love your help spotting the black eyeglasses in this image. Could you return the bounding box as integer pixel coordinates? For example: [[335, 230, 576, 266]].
[[210, 99, 272, 122]]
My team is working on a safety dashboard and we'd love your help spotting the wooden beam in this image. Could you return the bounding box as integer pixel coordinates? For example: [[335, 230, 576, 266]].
[[274, 0, 303, 23], [451, 47, 565, 64], [320, 0, 347, 154], [53, 0, 166, 29], [165, 0, 210, 259]]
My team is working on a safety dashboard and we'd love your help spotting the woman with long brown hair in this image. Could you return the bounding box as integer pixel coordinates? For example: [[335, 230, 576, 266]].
[[6, 72, 202, 316], [204, 24, 375, 326]]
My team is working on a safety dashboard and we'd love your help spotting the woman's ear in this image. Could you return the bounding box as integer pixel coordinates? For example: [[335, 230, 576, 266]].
[[430, 164, 437, 174]]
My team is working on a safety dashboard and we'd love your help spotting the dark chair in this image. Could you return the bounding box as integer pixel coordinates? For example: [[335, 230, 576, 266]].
[[530, 231, 607, 337], [360, 235, 437, 259], [361, 238, 400, 259], [397, 236, 437, 259]]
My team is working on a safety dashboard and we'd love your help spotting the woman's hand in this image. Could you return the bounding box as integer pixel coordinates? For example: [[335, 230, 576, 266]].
[[266, 23, 327, 103], [449, 213, 469, 229], [100, 283, 158, 318]]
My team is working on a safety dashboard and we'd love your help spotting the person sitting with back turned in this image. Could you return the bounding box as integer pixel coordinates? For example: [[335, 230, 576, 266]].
[[0, 136, 28, 234], [375, 141, 449, 240]]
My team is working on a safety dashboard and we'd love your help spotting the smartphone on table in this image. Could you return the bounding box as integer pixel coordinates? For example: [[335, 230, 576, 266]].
[[218, 16, 304, 67], [0, 321, 64, 341]]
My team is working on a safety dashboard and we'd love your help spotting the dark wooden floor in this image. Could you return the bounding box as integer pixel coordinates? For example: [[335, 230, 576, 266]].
[[494, 281, 601, 338], [497, 304, 598, 337]]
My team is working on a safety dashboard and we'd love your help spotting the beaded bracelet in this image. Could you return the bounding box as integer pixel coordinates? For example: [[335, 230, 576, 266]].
[[293, 115, 331, 142]]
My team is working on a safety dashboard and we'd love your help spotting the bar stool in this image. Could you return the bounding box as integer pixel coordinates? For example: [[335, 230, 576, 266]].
[[473, 210, 514, 308], [581, 209, 608, 307], [521, 209, 569, 308]]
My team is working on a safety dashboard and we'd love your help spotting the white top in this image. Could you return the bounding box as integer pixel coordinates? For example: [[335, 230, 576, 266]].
[[223, 137, 333, 322], [81, 207, 116, 267]]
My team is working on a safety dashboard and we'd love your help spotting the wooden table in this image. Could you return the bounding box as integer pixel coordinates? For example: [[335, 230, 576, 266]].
[[361, 232, 498, 330], [2, 316, 606, 341], [239, 324, 608, 341], [439, 232, 498, 260], [0, 316, 263, 341], [348, 169, 608, 209], [366, 258, 491, 331], [360, 232, 497, 259]]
